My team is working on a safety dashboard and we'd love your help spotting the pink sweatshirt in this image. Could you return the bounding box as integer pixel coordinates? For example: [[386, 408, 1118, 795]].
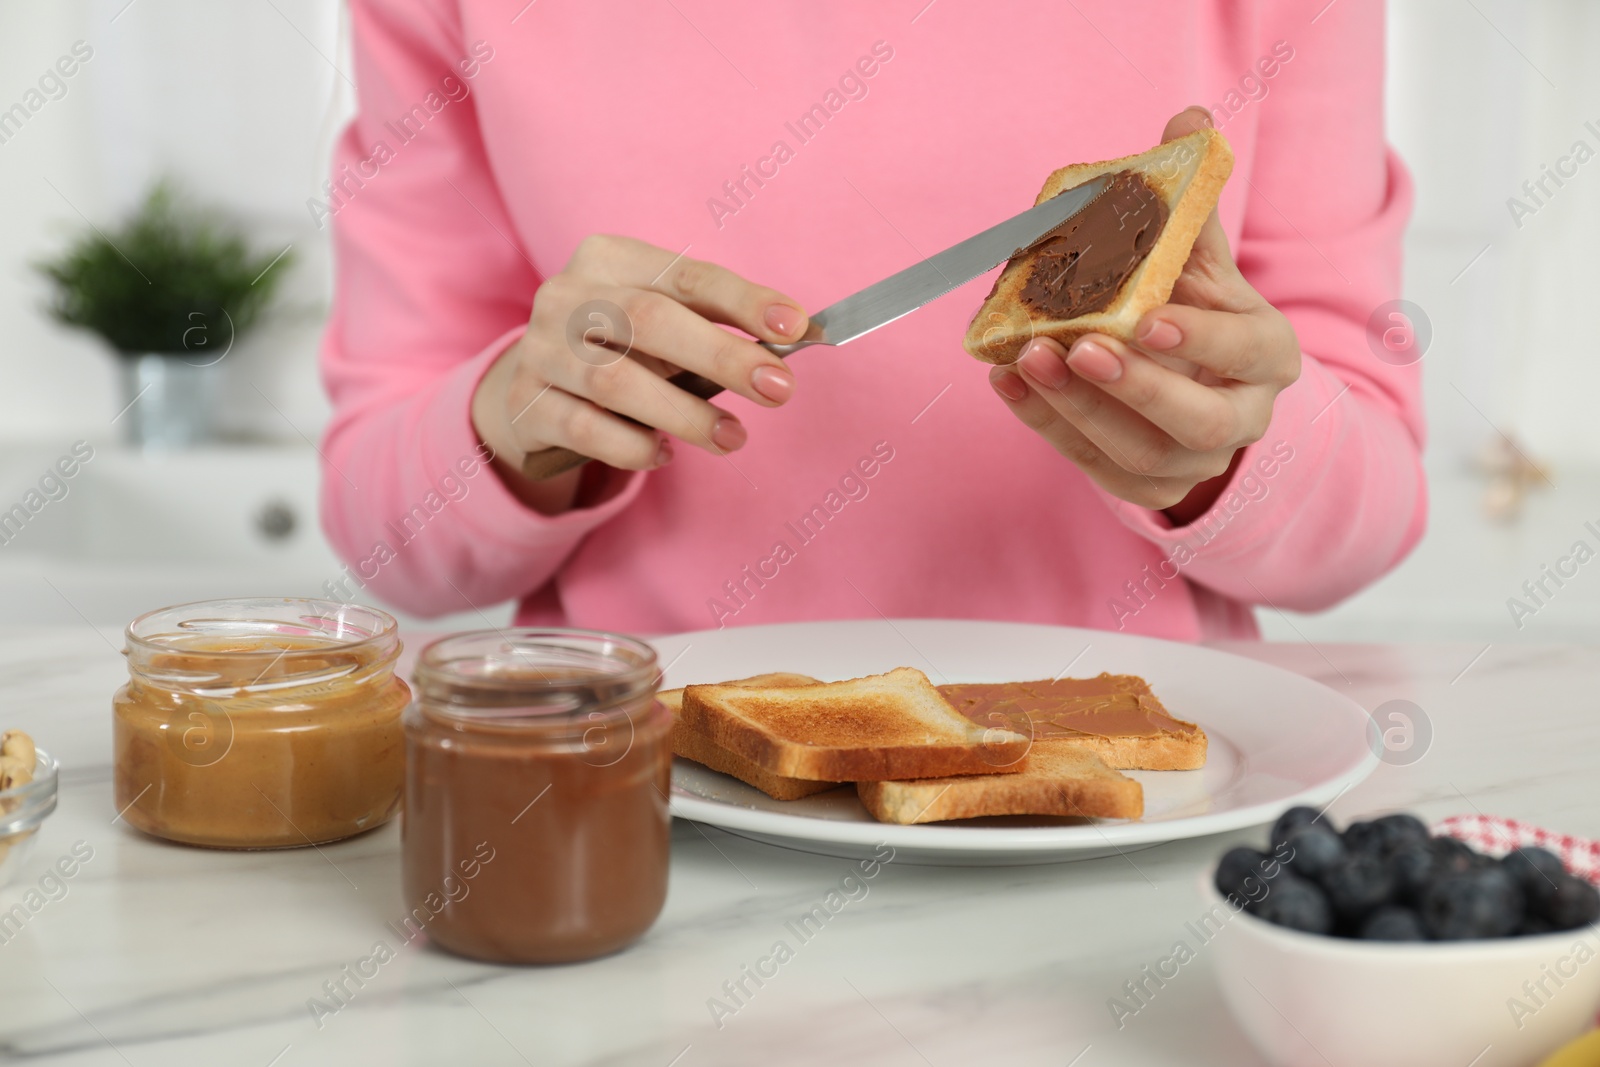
[[319, 0, 1424, 641]]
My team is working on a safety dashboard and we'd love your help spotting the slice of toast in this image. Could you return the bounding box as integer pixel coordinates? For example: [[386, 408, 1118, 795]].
[[661, 673, 840, 800], [857, 747, 1143, 825], [940, 675, 1207, 771], [963, 127, 1233, 364], [678, 667, 1031, 782]]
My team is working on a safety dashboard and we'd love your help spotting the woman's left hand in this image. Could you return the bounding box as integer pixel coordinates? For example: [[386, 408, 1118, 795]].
[[988, 107, 1302, 524]]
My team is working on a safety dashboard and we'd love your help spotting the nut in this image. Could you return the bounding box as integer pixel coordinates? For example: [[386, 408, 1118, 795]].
[[1, 729, 35, 768], [0, 730, 35, 791]]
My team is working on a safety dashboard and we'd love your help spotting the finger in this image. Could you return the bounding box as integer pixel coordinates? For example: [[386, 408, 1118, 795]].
[[609, 285, 794, 406], [990, 367, 1199, 511], [1132, 304, 1300, 388], [1016, 339, 1237, 480], [652, 254, 809, 347], [568, 234, 808, 346], [1018, 340, 1164, 470], [1161, 105, 1214, 144], [536, 333, 749, 456], [536, 277, 794, 406], [512, 384, 672, 472], [990, 367, 1127, 479], [1061, 333, 1270, 452], [1165, 205, 1260, 314]]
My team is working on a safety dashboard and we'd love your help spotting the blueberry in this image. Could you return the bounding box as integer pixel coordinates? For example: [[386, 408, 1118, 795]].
[[1429, 835, 1489, 876], [1343, 820, 1387, 856], [1519, 914, 1558, 937], [1386, 843, 1438, 904], [1422, 867, 1524, 939], [1370, 813, 1430, 854], [1359, 905, 1428, 941], [1215, 847, 1270, 902], [1541, 874, 1600, 930], [1319, 854, 1396, 923], [1344, 813, 1429, 857], [1252, 873, 1334, 935], [1502, 846, 1567, 899], [1270, 806, 1324, 850], [1282, 824, 1345, 881]]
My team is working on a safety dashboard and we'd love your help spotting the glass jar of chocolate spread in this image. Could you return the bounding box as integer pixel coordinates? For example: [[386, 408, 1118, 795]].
[[113, 598, 409, 849], [403, 629, 671, 964]]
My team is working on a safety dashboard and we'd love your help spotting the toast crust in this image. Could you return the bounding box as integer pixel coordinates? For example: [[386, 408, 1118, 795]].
[[672, 721, 842, 800], [661, 673, 840, 800], [1029, 732, 1206, 771], [857, 747, 1143, 825], [679, 667, 1031, 782], [963, 127, 1233, 364]]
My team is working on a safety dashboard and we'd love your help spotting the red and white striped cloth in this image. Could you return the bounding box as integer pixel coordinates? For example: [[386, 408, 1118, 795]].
[[1434, 814, 1600, 885]]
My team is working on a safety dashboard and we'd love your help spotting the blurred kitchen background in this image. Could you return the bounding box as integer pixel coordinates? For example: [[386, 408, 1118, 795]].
[[0, 1, 1596, 642]]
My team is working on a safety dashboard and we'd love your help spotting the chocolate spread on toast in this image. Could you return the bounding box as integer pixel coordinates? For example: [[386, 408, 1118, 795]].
[[939, 674, 1195, 739], [1017, 170, 1169, 320]]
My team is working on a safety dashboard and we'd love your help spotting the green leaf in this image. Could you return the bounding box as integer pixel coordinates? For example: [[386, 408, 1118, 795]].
[[33, 179, 294, 356]]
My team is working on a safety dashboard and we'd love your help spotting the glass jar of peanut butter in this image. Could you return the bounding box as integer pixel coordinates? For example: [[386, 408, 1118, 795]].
[[403, 629, 671, 964], [113, 598, 408, 849]]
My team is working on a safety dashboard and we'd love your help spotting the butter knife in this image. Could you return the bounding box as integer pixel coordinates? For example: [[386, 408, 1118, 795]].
[[520, 173, 1112, 480]]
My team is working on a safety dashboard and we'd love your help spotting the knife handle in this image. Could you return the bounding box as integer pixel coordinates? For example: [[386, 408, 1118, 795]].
[[516, 326, 826, 482]]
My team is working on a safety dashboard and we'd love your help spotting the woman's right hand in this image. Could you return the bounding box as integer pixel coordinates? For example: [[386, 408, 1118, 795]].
[[472, 235, 808, 488]]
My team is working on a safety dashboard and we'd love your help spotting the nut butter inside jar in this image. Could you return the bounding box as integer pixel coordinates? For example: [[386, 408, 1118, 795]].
[[112, 598, 408, 849], [403, 629, 671, 964]]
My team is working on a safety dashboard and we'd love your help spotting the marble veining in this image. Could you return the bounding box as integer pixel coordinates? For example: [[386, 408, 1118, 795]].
[[1, 629, 1597, 1065]]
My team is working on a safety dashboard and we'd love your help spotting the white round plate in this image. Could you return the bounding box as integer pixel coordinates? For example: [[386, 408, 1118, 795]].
[[656, 620, 1377, 866]]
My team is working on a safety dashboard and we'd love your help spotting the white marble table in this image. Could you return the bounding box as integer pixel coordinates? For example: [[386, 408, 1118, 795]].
[[0, 628, 1594, 1066]]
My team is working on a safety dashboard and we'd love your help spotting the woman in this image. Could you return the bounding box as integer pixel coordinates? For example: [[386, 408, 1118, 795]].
[[319, 0, 1422, 640]]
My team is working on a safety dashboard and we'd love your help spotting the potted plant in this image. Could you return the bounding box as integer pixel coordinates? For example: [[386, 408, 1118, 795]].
[[35, 181, 294, 449]]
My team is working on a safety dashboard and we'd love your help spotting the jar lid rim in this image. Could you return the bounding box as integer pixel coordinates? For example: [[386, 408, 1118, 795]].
[[413, 627, 660, 691], [125, 598, 400, 657]]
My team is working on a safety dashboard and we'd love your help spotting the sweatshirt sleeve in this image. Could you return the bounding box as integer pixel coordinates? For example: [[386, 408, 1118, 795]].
[[1094, 1, 1426, 613], [317, 0, 642, 619]]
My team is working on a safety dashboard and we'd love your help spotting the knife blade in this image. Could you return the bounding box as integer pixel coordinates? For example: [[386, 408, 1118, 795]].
[[762, 172, 1112, 357], [520, 173, 1112, 480]]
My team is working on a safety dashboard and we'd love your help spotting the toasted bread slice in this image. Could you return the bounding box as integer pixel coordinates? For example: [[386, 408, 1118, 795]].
[[963, 127, 1233, 364], [660, 673, 840, 800], [857, 747, 1143, 825], [941, 675, 1207, 771], [1036, 730, 1206, 771], [679, 667, 1031, 782]]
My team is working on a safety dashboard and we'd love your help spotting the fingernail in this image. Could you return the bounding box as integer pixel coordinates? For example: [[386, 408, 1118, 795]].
[[990, 370, 1028, 402], [711, 416, 747, 452], [1136, 318, 1182, 351], [750, 364, 794, 403], [1067, 340, 1122, 383], [1017, 340, 1070, 389], [654, 437, 674, 468], [763, 304, 804, 339]]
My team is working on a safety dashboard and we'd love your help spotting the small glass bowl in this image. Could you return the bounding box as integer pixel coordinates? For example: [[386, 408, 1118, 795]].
[[0, 747, 60, 888]]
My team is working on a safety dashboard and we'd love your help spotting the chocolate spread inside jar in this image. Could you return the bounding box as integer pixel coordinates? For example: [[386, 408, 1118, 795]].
[[403, 629, 671, 964], [1019, 170, 1170, 319]]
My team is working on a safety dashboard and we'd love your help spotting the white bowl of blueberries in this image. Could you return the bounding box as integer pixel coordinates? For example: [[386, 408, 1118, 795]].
[[1204, 807, 1600, 1067]]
